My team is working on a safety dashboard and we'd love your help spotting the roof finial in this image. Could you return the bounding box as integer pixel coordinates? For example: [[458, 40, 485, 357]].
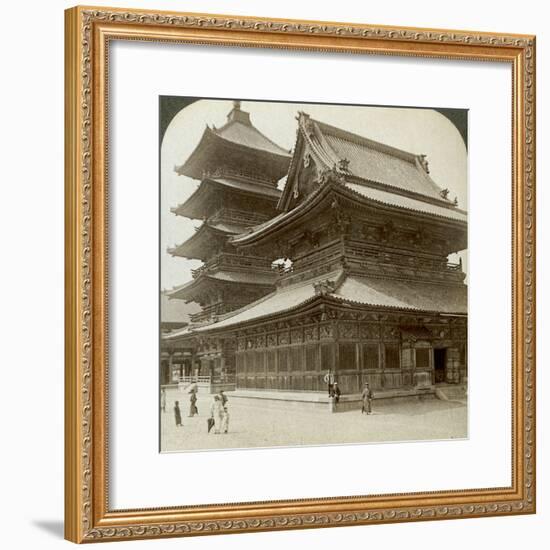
[[227, 100, 251, 125]]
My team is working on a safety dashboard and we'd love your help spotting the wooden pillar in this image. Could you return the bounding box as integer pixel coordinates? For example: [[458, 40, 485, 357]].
[[446, 347, 460, 383], [168, 351, 175, 383]]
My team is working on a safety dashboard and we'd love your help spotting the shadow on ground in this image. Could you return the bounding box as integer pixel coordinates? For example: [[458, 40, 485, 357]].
[[33, 520, 64, 539]]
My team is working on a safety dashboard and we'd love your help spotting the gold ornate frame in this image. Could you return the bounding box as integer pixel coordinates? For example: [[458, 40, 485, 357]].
[[65, 5, 536, 543]]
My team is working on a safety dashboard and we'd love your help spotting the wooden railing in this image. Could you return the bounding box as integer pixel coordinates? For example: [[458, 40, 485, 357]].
[[210, 207, 270, 227], [178, 375, 211, 384], [178, 375, 236, 385], [191, 253, 274, 279]]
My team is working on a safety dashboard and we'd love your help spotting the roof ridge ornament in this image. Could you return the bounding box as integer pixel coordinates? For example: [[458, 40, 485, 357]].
[[316, 166, 346, 186], [418, 154, 430, 173], [313, 278, 337, 296], [337, 157, 351, 172], [226, 100, 252, 126]]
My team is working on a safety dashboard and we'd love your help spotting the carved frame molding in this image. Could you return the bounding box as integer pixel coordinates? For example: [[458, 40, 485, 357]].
[[65, 5, 535, 543]]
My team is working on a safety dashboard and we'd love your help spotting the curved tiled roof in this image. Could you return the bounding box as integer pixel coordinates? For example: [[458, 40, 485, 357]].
[[215, 117, 290, 157], [194, 270, 344, 331], [193, 270, 466, 332], [334, 276, 467, 314], [232, 178, 466, 247], [345, 183, 467, 222], [171, 178, 281, 220], [168, 220, 246, 260], [174, 104, 290, 182], [167, 270, 276, 301], [314, 118, 447, 201]]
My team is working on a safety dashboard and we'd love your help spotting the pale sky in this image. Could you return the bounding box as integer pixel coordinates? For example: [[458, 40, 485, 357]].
[[160, 99, 468, 291]]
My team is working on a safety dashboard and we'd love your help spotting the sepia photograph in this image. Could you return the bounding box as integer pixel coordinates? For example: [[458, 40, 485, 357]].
[[159, 98, 468, 453]]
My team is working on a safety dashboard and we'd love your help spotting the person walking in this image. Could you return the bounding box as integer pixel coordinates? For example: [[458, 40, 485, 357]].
[[174, 400, 183, 427], [324, 369, 335, 397], [332, 382, 341, 405], [219, 390, 228, 407], [188, 389, 198, 417], [361, 383, 373, 415], [210, 395, 224, 434], [221, 405, 230, 434], [160, 388, 167, 413]]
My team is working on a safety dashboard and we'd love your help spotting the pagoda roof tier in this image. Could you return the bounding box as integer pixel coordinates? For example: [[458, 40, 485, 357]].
[[171, 177, 280, 220], [168, 220, 246, 261], [166, 270, 276, 302], [279, 112, 458, 212], [188, 269, 466, 333], [175, 102, 291, 184], [232, 174, 467, 250]]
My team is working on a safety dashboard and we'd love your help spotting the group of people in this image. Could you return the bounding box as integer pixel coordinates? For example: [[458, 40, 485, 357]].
[[209, 392, 229, 434], [161, 387, 230, 434], [325, 370, 374, 414], [163, 374, 374, 430]]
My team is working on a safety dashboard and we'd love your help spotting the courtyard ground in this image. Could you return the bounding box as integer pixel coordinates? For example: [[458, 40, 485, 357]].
[[160, 386, 467, 453]]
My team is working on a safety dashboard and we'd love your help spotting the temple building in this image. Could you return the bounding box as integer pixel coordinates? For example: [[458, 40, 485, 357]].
[[163, 105, 468, 402], [159, 292, 200, 384]]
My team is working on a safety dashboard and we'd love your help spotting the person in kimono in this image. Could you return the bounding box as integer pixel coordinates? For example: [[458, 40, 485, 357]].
[[188, 389, 198, 417], [160, 388, 167, 413], [210, 395, 224, 434], [361, 383, 373, 414], [324, 369, 335, 397], [221, 405, 230, 434], [174, 400, 182, 427], [332, 382, 341, 404], [219, 390, 228, 406]]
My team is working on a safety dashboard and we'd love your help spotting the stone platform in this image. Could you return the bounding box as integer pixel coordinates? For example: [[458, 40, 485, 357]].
[[227, 386, 437, 413]]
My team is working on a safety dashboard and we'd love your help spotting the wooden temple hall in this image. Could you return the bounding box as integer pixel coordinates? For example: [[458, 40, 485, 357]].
[[162, 101, 467, 402]]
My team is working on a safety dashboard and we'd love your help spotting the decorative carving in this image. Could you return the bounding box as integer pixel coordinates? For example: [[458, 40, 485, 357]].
[[313, 279, 336, 296], [452, 327, 467, 340], [317, 167, 346, 187], [337, 158, 350, 172], [378, 220, 395, 242], [319, 324, 334, 339], [412, 228, 427, 246], [302, 230, 320, 249], [339, 323, 358, 339], [432, 327, 450, 340], [328, 199, 352, 236], [84, 502, 530, 540], [278, 331, 290, 345], [418, 154, 430, 173], [382, 326, 400, 340], [255, 335, 266, 348], [359, 324, 380, 340], [304, 326, 318, 342]]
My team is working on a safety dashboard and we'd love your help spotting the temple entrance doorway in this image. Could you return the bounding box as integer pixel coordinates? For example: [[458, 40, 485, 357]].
[[434, 348, 447, 384]]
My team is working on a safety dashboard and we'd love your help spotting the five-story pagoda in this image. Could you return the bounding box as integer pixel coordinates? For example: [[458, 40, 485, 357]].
[[163, 101, 291, 387]]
